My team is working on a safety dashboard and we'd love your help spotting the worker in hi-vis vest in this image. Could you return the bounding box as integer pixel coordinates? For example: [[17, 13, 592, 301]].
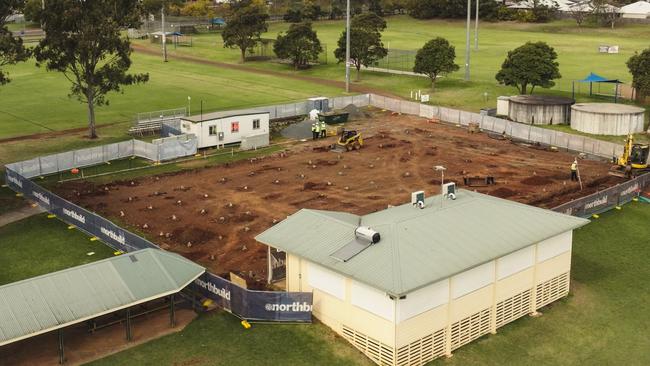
[[314, 121, 320, 140], [570, 159, 578, 181], [320, 120, 327, 138], [311, 123, 319, 140]]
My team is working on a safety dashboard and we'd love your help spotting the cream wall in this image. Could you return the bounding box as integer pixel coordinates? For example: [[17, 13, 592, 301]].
[[284, 230, 575, 364]]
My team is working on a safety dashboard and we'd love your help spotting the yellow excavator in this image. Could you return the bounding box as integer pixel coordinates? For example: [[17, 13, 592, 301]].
[[331, 129, 363, 152], [609, 134, 649, 178]]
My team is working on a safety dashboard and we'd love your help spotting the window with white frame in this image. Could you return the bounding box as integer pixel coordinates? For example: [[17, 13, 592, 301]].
[[209, 125, 217, 135], [253, 119, 260, 130], [231, 122, 239, 133]]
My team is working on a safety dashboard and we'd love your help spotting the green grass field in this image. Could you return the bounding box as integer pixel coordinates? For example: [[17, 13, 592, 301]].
[[0, 214, 114, 285]]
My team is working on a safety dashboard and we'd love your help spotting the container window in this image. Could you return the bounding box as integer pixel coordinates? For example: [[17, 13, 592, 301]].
[[209, 126, 217, 135], [253, 119, 260, 130], [231, 122, 239, 133]]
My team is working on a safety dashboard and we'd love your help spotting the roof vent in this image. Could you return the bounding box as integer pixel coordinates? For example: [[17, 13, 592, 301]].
[[411, 190, 425, 209], [442, 182, 457, 200], [129, 255, 138, 263]]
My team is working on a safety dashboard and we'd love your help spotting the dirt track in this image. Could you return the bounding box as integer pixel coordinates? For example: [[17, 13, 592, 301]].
[[56, 111, 624, 287]]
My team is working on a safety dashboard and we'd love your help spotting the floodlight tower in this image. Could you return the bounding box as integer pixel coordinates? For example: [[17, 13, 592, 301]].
[[345, 0, 351, 93], [464, 0, 471, 80]]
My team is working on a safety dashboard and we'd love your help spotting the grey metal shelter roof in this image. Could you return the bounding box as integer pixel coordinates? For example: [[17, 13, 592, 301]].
[[256, 189, 589, 297], [0, 249, 205, 347]]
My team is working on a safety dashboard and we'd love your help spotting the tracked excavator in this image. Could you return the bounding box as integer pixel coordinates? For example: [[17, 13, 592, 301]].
[[609, 134, 649, 178]]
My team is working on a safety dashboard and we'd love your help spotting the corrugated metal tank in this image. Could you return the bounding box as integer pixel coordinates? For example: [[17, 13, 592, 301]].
[[508, 95, 574, 125], [571, 103, 645, 135]]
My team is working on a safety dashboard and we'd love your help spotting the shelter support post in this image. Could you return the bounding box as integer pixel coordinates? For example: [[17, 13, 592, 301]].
[[58, 329, 64, 364], [572, 81, 575, 100], [170, 294, 176, 327], [125, 308, 132, 342]]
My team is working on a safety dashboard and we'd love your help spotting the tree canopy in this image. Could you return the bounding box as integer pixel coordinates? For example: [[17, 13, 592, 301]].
[[627, 48, 650, 101], [0, 0, 30, 86], [34, 0, 149, 138], [413, 38, 459, 90], [495, 42, 561, 95], [274, 22, 322, 70], [222, 0, 269, 63], [334, 12, 388, 81]]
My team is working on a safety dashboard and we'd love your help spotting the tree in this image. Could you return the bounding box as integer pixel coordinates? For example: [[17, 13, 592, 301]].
[[567, 1, 592, 27], [413, 38, 459, 90], [0, 0, 30, 86], [351, 12, 387, 32], [274, 22, 322, 70], [495, 42, 561, 95], [627, 48, 650, 102], [23, 0, 44, 24], [180, 0, 217, 17], [593, 0, 620, 29], [222, 1, 269, 63], [34, 0, 149, 139], [141, 0, 184, 16], [334, 28, 387, 81]]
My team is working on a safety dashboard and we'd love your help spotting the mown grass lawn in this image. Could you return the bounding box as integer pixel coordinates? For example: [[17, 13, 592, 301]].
[[0, 51, 343, 141], [0, 214, 114, 285]]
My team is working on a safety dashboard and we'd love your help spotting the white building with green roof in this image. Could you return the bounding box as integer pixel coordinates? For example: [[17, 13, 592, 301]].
[[256, 189, 589, 366]]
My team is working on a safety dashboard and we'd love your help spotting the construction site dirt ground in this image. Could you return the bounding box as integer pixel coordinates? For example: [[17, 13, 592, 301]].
[[55, 110, 625, 288]]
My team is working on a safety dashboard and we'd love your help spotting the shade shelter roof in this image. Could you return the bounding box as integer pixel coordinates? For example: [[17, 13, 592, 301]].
[[578, 72, 622, 84], [0, 249, 205, 347]]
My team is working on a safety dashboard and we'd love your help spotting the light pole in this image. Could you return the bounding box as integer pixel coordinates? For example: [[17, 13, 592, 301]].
[[345, 0, 351, 93], [464, 0, 471, 81], [187, 96, 191, 116], [161, 5, 168, 62], [474, 0, 479, 50]]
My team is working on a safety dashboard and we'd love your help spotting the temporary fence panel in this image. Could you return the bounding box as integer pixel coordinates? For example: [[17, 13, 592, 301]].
[[400, 101, 420, 115], [370, 94, 387, 110], [352, 94, 371, 107]]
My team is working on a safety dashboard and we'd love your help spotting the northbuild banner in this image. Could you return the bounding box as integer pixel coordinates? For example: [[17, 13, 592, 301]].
[[194, 272, 313, 323]]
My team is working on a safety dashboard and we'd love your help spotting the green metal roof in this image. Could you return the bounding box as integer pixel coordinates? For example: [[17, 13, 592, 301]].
[[256, 189, 589, 297], [0, 249, 205, 347]]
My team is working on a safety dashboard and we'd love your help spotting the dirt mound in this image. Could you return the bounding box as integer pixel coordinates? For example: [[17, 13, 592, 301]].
[[521, 176, 554, 186], [171, 227, 216, 245], [303, 181, 328, 190], [491, 187, 517, 198], [342, 104, 368, 119]]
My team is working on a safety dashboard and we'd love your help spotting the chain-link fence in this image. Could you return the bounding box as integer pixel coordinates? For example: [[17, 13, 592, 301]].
[[214, 39, 329, 64]]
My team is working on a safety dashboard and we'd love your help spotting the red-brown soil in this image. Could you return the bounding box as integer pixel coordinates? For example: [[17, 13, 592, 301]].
[[55, 111, 624, 283]]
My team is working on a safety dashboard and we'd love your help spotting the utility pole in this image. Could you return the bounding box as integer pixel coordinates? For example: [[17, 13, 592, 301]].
[[464, 0, 471, 80], [345, 0, 351, 93], [161, 5, 168, 62], [474, 0, 479, 50]]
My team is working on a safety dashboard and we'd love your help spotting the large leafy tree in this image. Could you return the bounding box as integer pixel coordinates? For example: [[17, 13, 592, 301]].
[[222, 0, 269, 63], [334, 12, 388, 81], [0, 0, 30, 86], [627, 48, 650, 102], [34, 0, 149, 139], [413, 38, 459, 90], [495, 42, 561, 95], [274, 22, 322, 70]]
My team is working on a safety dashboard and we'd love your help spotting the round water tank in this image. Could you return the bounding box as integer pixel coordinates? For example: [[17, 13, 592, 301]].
[[508, 95, 574, 125], [570, 103, 645, 136]]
